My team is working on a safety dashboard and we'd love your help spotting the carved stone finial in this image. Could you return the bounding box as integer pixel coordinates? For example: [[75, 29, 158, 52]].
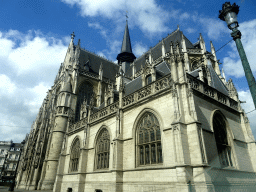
[[71, 32, 75, 40], [176, 42, 180, 54]]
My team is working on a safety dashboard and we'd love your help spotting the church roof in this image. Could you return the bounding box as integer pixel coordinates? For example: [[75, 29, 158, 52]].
[[124, 76, 143, 96], [78, 48, 119, 81], [125, 29, 194, 77], [207, 64, 229, 95], [124, 61, 171, 96], [189, 62, 229, 96]]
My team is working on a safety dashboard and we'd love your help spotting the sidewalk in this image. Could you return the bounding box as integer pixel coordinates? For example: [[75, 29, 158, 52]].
[[0, 186, 52, 192]]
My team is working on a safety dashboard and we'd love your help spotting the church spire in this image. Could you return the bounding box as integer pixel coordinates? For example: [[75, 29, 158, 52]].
[[121, 20, 133, 53], [117, 20, 136, 73]]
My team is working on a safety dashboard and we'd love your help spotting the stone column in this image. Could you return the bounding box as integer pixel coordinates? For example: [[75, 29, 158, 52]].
[[41, 111, 68, 190]]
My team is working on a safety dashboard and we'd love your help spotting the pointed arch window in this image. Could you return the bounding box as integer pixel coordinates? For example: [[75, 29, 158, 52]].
[[96, 128, 110, 169], [70, 138, 80, 172], [137, 112, 162, 165], [75, 82, 94, 121], [213, 112, 233, 167]]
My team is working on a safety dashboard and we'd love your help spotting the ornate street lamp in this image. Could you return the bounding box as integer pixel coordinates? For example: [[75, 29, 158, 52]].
[[219, 2, 256, 108]]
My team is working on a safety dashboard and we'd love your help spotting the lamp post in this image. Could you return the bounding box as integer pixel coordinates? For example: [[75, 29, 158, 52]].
[[219, 2, 256, 108]]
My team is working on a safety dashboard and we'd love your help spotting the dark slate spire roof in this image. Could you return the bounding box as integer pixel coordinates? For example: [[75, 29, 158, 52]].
[[189, 61, 229, 96], [117, 21, 136, 64], [78, 48, 119, 81], [125, 29, 195, 77], [121, 20, 133, 53]]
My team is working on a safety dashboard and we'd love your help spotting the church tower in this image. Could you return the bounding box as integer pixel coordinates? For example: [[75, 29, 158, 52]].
[[41, 35, 76, 190], [116, 20, 136, 73]]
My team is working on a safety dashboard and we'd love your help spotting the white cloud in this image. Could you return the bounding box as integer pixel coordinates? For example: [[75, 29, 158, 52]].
[[4, 31, 67, 76], [186, 27, 196, 34], [88, 22, 107, 38], [177, 12, 229, 40], [97, 51, 107, 59], [0, 74, 17, 96], [62, 0, 170, 34], [133, 42, 148, 57], [0, 29, 68, 142], [24, 83, 49, 114], [180, 12, 190, 20], [199, 17, 229, 40], [223, 19, 256, 78], [0, 80, 49, 142]]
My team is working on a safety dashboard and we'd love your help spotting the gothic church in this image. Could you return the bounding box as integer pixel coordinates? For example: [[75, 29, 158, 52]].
[[16, 21, 256, 192]]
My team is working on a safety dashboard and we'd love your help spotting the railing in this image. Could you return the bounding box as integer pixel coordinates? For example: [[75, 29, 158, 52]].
[[138, 86, 151, 100], [123, 74, 172, 107], [152, 56, 163, 65], [89, 102, 119, 123], [89, 74, 173, 122], [123, 94, 135, 106], [187, 49, 202, 54], [68, 118, 87, 132], [187, 74, 238, 110]]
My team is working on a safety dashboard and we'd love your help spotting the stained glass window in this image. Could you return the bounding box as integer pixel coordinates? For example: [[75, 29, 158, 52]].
[[137, 112, 162, 165], [213, 113, 233, 167], [96, 128, 110, 169], [70, 139, 80, 172]]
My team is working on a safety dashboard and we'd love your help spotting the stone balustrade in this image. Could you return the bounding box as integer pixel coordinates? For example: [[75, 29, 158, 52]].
[[123, 74, 172, 107], [68, 118, 87, 132], [89, 102, 119, 123], [187, 48, 202, 54], [187, 74, 238, 110]]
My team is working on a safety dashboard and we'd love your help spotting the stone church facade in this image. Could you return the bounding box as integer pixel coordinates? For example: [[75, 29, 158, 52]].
[[16, 22, 256, 192]]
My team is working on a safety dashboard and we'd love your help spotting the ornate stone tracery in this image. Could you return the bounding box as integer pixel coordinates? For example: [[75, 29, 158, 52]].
[[137, 112, 162, 165], [96, 128, 110, 169], [69, 138, 80, 172], [213, 112, 233, 167]]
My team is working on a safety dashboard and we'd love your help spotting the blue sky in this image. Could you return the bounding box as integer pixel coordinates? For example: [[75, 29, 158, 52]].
[[0, 0, 256, 142]]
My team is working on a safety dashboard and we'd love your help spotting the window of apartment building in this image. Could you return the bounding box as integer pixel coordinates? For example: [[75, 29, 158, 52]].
[[69, 138, 80, 172], [95, 128, 110, 169], [137, 112, 163, 166], [213, 112, 233, 167]]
